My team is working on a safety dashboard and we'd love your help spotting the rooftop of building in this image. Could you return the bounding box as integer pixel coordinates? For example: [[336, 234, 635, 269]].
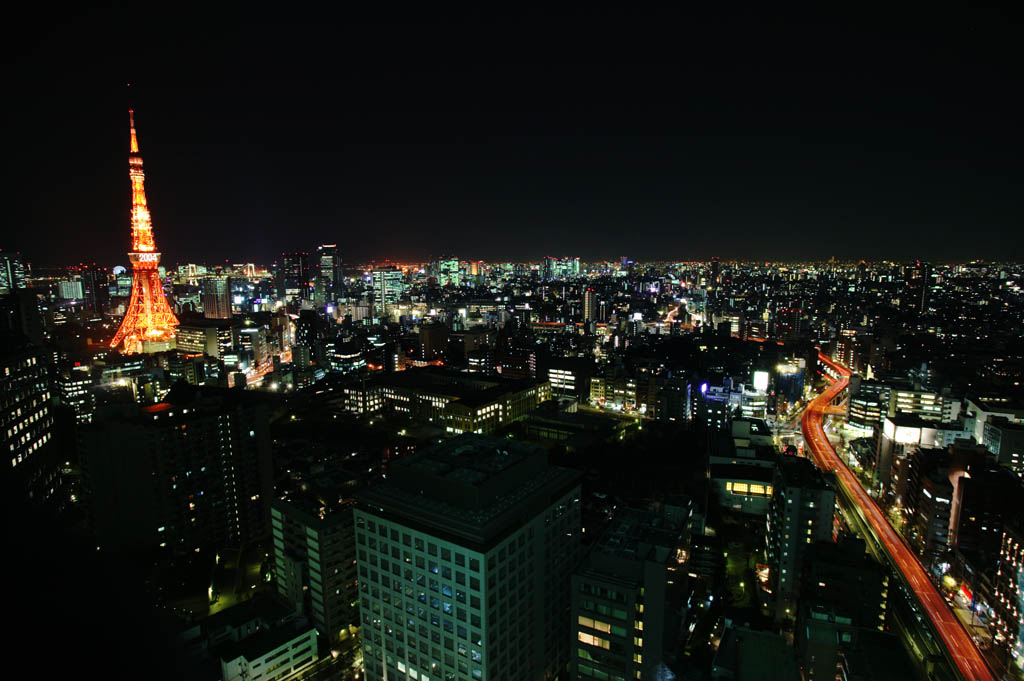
[[90, 381, 282, 427], [712, 624, 800, 681], [202, 592, 294, 634], [272, 495, 356, 527], [216, 618, 315, 664], [593, 508, 682, 562], [834, 629, 918, 681], [356, 434, 581, 549], [968, 397, 1024, 415], [777, 454, 834, 490], [962, 461, 1023, 489], [985, 416, 1024, 432], [709, 432, 777, 464], [575, 508, 684, 586], [525, 401, 631, 432], [357, 366, 543, 404], [732, 417, 773, 438], [163, 381, 282, 410]]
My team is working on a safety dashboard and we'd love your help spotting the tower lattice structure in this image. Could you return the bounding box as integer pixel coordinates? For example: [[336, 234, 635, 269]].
[[110, 109, 179, 353]]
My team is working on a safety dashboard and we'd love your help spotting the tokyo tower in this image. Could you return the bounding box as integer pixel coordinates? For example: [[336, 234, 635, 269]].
[[110, 109, 179, 353]]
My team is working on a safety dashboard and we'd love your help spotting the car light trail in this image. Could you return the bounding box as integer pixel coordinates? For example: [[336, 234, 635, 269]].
[[801, 351, 996, 681]]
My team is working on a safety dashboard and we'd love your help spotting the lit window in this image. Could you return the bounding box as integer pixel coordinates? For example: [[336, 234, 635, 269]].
[[578, 616, 611, 633], [577, 632, 610, 649]]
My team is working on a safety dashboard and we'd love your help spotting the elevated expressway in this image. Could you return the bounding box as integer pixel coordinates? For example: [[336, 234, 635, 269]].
[[800, 352, 997, 681]]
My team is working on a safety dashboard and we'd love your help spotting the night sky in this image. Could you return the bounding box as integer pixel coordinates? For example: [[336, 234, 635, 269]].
[[9, 8, 1023, 267]]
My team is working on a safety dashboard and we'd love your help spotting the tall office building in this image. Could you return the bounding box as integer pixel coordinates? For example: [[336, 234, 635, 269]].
[[79, 383, 273, 552], [992, 517, 1024, 652], [79, 263, 110, 313], [1, 333, 61, 508], [571, 506, 688, 681], [0, 250, 27, 295], [437, 257, 461, 286], [983, 417, 1024, 475], [175, 319, 239, 359], [900, 447, 954, 569], [371, 267, 404, 318], [316, 244, 343, 304], [57, 279, 84, 301], [795, 538, 896, 680], [542, 256, 580, 281], [239, 326, 270, 368], [846, 376, 889, 432], [910, 260, 932, 314], [887, 386, 958, 423], [355, 435, 583, 681], [272, 498, 360, 645], [766, 454, 836, 617], [58, 363, 95, 425], [583, 287, 596, 323], [419, 322, 449, 361], [202, 276, 233, 319], [279, 251, 311, 300]]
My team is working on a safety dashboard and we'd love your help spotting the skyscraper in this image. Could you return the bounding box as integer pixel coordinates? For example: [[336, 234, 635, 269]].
[[1, 333, 61, 509], [316, 243, 342, 304], [542, 256, 581, 281], [58, 363, 95, 425], [79, 263, 110, 313], [202, 276, 233, 319], [0, 250, 27, 295], [110, 110, 179, 353], [79, 383, 273, 552], [583, 287, 596, 322], [371, 266, 404, 318], [766, 455, 836, 618], [271, 498, 360, 645], [279, 251, 311, 300], [355, 434, 583, 681], [571, 506, 688, 681], [437, 257, 461, 286]]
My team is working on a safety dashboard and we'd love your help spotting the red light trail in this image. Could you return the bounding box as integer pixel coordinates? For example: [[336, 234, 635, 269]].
[[801, 351, 996, 681]]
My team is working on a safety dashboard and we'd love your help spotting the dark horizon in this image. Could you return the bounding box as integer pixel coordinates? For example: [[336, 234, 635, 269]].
[[9, 8, 1023, 266]]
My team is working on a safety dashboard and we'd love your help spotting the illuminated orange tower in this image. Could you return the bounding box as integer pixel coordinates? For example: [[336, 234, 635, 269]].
[[110, 109, 179, 353]]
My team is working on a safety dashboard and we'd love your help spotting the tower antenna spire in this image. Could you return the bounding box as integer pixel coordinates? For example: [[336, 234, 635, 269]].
[[129, 108, 139, 153], [126, 81, 139, 151], [127, 82, 139, 153]]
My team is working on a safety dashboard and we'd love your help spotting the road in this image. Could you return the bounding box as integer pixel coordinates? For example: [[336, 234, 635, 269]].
[[800, 351, 997, 681]]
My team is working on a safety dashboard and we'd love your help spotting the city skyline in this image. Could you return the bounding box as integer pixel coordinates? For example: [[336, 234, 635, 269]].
[[11, 9, 1023, 266], [5, 11, 1024, 681]]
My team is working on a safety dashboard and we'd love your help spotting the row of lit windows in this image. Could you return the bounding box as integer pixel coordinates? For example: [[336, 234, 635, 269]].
[[726, 482, 773, 497]]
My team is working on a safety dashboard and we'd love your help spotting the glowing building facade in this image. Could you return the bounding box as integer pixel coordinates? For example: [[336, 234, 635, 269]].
[[110, 110, 179, 353]]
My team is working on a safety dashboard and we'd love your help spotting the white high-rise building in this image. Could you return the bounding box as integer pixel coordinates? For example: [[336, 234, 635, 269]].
[[355, 435, 582, 681], [372, 267, 405, 317]]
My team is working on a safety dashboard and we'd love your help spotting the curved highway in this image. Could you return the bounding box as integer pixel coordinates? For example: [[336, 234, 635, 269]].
[[800, 351, 996, 681]]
